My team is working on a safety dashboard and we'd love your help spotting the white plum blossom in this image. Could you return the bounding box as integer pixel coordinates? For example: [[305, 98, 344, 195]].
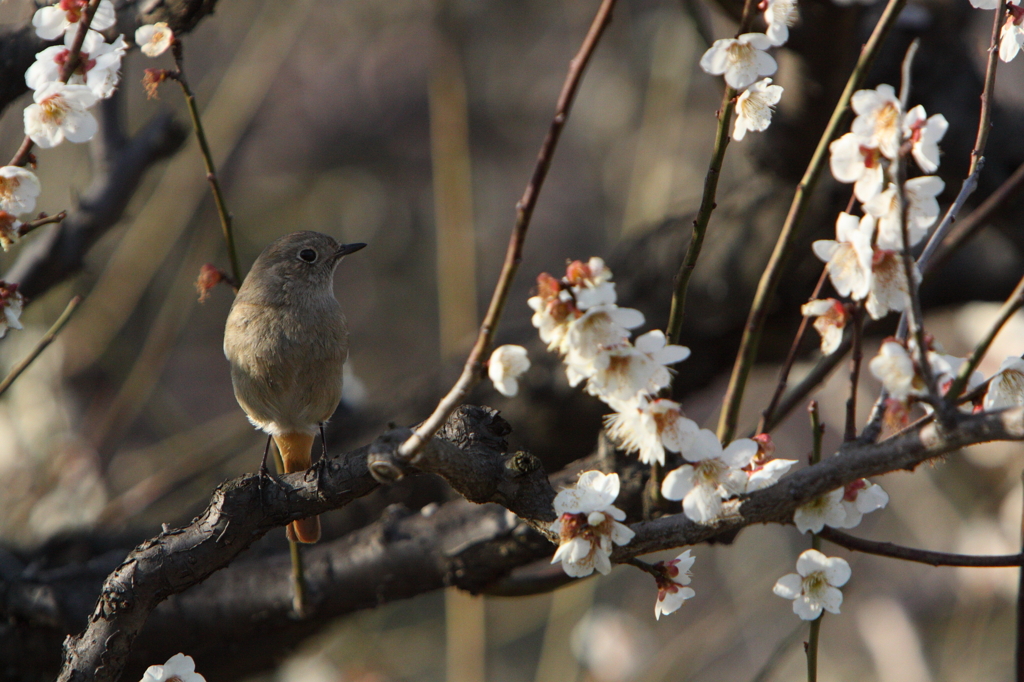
[[24, 82, 98, 148], [1000, 6, 1024, 62], [763, 0, 799, 46], [829, 132, 885, 202], [793, 488, 846, 533], [0, 166, 42, 216], [661, 430, 757, 523], [488, 345, 530, 397], [812, 212, 874, 301], [835, 479, 889, 529], [0, 212, 23, 252], [869, 340, 922, 401], [851, 84, 903, 160], [0, 283, 24, 339], [864, 177, 944, 251], [866, 249, 915, 320], [743, 435, 797, 492], [733, 78, 783, 141], [565, 257, 617, 311], [550, 471, 635, 577], [140, 653, 207, 682], [562, 304, 645, 382], [903, 105, 948, 173], [32, 0, 116, 41], [585, 330, 689, 404], [773, 549, 851, 620], [26, 30, 127, 101], [528, 273, 577, 351], [984, 357, 1024, 410], [801, 298, 849, 355], [929, 351, 985, 401], [136, 22, 175, 58], [699, 33, 778, 90], [654, 550, 697, 619], [605, 397, 700, 465]]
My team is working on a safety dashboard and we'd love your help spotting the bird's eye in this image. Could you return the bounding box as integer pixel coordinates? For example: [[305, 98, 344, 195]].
[[299, 248, 317, 263]]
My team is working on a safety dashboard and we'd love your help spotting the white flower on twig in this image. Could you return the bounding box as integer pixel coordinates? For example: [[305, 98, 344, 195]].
[[773, 549, 851, 620], [26, 30, 127, 100], [585, 330, 689, 405], [851, 84, 903, 160], [984, 357, 1024, 410], [903, 105, 948, 173], [653, 550, 697, 619], [793, 488, 846, 533], [763, 0, 799, 46], [0, 282, 25, 339], [23, 82, 98, 148], [550, 471, 635, 577], [699, 33, 778, 90], [0, 212, 23, 252], [488, 345, 530, 397], [140, 653, 207, 682], [863, 177, 944, 251], [1000, 6, 1024, 62], [605, 396, 700, 465], [733, 78, 783, 141], [136, 22, 175, 58], [661, 430, 756, 523], [32, 0, 116, 41], [865, 249, 916, 321], [828, 132, 884, 202], [743, 434, 797, 492], [801, 298, 849, 356], [868, 339, 923, 400], [0, 166, 41, 216], [812, 212, 874, 301], [835, 479, 889, 529]]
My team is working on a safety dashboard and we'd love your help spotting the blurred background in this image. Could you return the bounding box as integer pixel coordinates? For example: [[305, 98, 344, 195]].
[[1, 0, 1024, 679]]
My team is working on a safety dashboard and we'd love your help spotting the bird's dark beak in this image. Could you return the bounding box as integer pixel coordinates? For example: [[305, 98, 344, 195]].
[[335, 242, 367, 259]]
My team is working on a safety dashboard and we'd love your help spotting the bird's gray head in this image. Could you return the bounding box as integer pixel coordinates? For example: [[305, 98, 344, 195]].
[[241, 231, 366, 300]]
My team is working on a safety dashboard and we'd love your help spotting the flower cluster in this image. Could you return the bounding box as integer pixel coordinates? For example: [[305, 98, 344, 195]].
[[25, 1, 129, 149], [793, 478, 888, 534], [550, 471, 635, 577], [868, 337, 985, 410], [698, 6, 794, 142]]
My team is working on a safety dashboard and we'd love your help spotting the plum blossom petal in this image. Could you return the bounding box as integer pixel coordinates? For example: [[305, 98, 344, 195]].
[[733, 78, 783, 141], [488, 344, 530, 397], [136, 22, 175, 58], [0, 282, 24, 338], [764, 0, 799, 46], [869, 340, 924, 400], [0, 166, 42, 216], [828, 132, 885, 203], [32, 0, 116, 40], [23, 82, 98, 148], [699, 33, 778, 90], [0, 212, 23, 252], [984, 357, 1024, 410], [865, 249, 917, 321], [851, 84, 903, 159], [653, 550, 697, 619], [774, 549, 851, 620], [605, 397, 699, 465], [836, 479, 889, 529], [801, 298, 848, 355], [812, 212, 874, 301], [864, 178, 944, 251], [793, 488, 846, 533], [550, 472, 634, 578], [903, 105, 948, 173]]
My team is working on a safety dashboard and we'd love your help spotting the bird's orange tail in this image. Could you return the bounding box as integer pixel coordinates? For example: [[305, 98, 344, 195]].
[[273, 431, 321, 544]]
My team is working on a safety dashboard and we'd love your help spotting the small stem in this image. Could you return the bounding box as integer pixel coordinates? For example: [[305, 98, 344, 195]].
[[716, 0, 910, 444], [971, 0, 1006, 177], [759, 335, 852, 436], [0, 296, 81, 398], [626, 557, 662, 577], [18, 211, 67, 238], [844, 304, 864, 442], [170, 43, 243, 287], [809, 400, 823, 466], [397, 0, 618, 460], [806, 615, 821, 682], [758, 268, 829, 434], [8, 0, 102, 167], [947, 273, 1024, 401], [665, 86, 736, 345], [898, 39, 920, 107], [819, 527, 1024, 566]]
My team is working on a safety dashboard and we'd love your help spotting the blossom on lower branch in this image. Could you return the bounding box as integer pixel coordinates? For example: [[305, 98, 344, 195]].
[[654, 550, 696, 620], [661, 430, 757, 523], [551, 471, 635, 577], [773, 549, 851, 620], [140, 653, 207, 682], [604, 396, 699, 466]]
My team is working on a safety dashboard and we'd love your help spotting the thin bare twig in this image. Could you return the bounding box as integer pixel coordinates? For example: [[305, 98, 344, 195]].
[[169, 43, 242, 286], [844, 304, 864, 441], [819, 527, 1024, 566], [760, 335, 852, 435], [0, 296, 81, 398], [17, 210, 67, 238], [971, 0, 1005, 176], [397, 0, 618, 460], [716, 0, 909, 444], [8, 0, 102, 167]]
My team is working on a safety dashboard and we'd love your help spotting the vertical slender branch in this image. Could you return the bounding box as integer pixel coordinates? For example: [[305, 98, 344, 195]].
[[398, 0, 618, 459], [758, 267, 829, 434], [716, 0, 909, 444], [844, 304, 864, 441], [664, 0, 757, 345], [807, 400, 823, 682], [169, 43, 243, 287], [806, 616, 822, 682], [0, 296, 82, 398], [971, 0, 1006, 176], [8, 0, 102, 167]]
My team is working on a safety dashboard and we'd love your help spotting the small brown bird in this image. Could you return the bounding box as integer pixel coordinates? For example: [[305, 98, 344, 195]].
[[224, 231, 365, 543]]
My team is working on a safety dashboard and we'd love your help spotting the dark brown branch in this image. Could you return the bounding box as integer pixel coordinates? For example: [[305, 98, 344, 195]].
[[819, 527, 1023, 567]]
